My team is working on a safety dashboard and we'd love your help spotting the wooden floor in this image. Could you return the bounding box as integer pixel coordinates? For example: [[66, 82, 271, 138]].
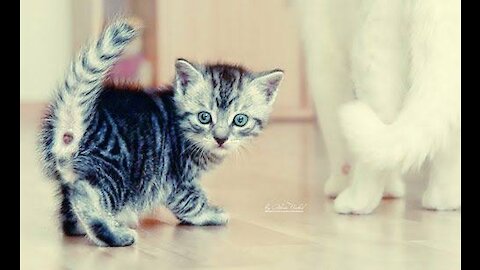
[[20, 105, 461, 270]]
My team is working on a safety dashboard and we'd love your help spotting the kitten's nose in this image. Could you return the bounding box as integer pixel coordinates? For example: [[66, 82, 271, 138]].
[[214, 137, 228, 147]]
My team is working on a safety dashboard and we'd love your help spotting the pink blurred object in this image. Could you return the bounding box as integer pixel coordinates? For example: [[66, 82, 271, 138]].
[[108, 54, 145, 82]]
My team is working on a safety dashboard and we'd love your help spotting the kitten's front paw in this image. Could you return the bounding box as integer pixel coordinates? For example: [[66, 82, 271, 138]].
[[181, 206, 229, 226], [422, 186, 460, 211], [206, 206, 230, 225], [334, 187, 382, 215]]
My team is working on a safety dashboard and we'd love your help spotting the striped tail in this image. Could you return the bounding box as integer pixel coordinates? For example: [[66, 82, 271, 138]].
[[39, 19, 140, 170]]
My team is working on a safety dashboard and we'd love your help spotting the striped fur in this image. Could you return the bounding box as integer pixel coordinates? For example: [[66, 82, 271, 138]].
[[38, 20, 283, 247], [39, 19, 139, 180]]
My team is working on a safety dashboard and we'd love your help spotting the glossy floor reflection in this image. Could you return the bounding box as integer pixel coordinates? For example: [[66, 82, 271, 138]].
[[20, 105, 460, 270]]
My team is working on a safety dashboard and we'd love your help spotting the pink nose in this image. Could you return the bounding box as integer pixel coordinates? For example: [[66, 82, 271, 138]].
[[214, 137, 228, 146]]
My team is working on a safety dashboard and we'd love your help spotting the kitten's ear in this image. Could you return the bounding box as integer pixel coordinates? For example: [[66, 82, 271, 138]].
[[251, 70, 284, 103], [175, 59, 202, 94]]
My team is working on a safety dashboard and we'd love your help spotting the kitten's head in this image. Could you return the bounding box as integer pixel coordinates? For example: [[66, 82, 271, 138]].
[[173, 59, 283, 156]]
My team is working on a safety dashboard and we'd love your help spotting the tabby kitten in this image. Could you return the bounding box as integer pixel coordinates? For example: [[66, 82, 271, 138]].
[[38, 20, 283, 247]]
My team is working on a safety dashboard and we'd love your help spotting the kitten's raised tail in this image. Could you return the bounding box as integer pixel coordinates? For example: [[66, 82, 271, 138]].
[[39, 19, 140, 176], [43, 19, 140, 160]]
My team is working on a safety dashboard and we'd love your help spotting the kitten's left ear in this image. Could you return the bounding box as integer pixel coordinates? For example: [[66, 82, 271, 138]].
[[251, 70, 284, 103]]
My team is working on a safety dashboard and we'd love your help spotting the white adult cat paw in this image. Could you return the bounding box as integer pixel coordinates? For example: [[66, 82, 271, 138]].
[[383, 176, 405, 198], [334, 187, 382, 215], [422, 186, 460, 211], [324, 173, 349, 198]]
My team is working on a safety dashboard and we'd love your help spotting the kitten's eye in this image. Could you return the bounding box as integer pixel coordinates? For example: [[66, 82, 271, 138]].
[[197, 111, 212, 124], [233, 114, 249, 127]]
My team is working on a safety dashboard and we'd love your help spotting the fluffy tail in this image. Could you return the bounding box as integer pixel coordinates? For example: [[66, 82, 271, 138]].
[[40, 19, 140, 164], [339, 0, 460, 173]]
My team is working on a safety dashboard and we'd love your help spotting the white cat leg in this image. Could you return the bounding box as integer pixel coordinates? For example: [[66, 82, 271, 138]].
[[346, 0, 409, 201], [305, 48, 353, 198], [334, 162, 386, 214], [296, 0, 359, 198], [383, 170, 405, 198], [324, 163, 351, 198], [422, 131, 460, 211]]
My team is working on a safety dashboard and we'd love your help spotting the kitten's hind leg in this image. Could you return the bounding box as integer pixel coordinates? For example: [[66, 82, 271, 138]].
[[59, 184, 86, 236], [69, 181, 136, 247], [168, 184, 229, 226]]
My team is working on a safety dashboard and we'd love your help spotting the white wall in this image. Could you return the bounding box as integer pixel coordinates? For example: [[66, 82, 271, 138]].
[[20, 0, 72, 102]]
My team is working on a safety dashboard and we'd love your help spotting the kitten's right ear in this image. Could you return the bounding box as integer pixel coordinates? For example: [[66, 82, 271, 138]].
[[175, 59, 202, 94], [250, 69, 284, 103]]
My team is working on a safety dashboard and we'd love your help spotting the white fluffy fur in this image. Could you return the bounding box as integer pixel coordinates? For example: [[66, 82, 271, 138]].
[[340, 0, 460, 172], [296, 0, 460, 214]]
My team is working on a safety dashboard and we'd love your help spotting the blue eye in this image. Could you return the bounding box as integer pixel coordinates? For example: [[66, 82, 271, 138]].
[[197, 111, 212, 124], [233, 114, 249, 127]]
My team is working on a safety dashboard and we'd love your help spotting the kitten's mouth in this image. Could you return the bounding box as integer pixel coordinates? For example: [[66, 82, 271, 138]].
[[213, 145, 229, 154]]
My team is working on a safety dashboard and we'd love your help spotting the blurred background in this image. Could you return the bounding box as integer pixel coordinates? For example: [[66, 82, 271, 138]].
[[20, 0, 314, 121]]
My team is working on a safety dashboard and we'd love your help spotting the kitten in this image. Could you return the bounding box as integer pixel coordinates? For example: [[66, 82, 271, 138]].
[[296, 0, 460, 214], [38, 19, 283, 246]]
